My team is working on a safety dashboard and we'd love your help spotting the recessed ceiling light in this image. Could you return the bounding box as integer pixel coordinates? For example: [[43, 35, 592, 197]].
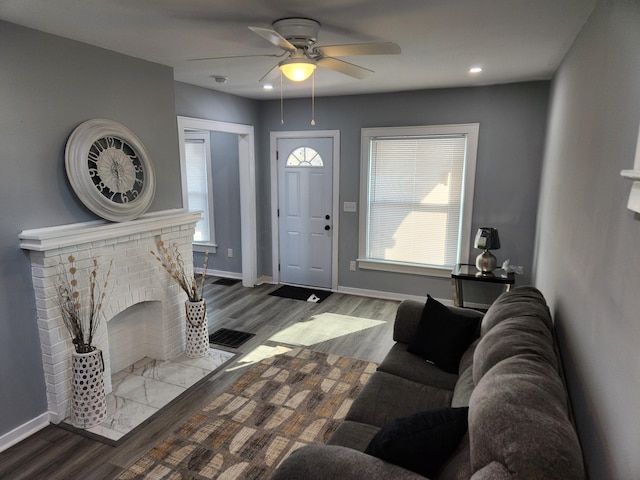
[[469, 66, 483, 74], [263, 84, 274, 90]]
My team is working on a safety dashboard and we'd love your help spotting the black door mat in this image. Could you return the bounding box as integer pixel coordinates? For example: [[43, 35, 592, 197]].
[[209, 328, 255, 349], [212, 278, 241, 286], [269, 285, 333, 303]]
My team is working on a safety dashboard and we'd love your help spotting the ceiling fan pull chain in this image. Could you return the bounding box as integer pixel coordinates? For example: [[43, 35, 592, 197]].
[[280, 71, 285, 125], [311, 70, 316, 126]]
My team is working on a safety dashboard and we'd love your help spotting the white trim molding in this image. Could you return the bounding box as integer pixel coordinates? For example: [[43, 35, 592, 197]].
[[177, 116, 257, 288]]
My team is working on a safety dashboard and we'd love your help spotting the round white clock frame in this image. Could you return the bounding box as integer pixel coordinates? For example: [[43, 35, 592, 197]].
[[65, 119, 156, 222]]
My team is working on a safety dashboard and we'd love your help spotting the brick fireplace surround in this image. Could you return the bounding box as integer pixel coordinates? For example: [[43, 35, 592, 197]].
[[19, 209, 202, 424]]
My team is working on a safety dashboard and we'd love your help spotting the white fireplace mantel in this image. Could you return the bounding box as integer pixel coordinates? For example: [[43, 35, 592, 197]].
[[19, 208, 201, 251]]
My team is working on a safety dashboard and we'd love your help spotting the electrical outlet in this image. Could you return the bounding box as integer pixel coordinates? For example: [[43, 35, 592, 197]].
[[227, 248, 233, 257], [349, 260, 356, 271], [344, 202, 357, 212]]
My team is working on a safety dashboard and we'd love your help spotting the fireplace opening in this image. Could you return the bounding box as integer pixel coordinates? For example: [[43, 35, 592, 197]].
[[107, 300, 163, 376]]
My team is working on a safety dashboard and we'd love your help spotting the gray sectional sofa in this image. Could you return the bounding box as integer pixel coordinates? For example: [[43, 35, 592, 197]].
[[271, 286, 585, 479]]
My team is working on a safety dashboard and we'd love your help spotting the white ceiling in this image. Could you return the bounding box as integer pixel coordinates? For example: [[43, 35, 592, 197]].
[[0, 0, 596, 100]]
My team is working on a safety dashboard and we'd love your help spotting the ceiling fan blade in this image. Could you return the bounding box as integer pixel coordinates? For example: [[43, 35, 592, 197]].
[[259, 64, 281, 83], [316, 57, 374, 79], [187, 52, 285, 62], [249, 26, 296, 52], [315, 42, 401, 57]]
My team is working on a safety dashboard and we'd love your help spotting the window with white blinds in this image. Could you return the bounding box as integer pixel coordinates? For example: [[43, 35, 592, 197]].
[[359, 124, 479, 276], [184, 133, 214, 244]]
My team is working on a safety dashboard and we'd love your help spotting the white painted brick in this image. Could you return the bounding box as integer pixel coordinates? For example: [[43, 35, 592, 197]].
[[41, 249, 62, 258], [71, 248, 93, 261], [59, 245, 79, 255]]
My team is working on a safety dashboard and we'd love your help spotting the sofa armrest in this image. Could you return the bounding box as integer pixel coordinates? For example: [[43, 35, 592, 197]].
[[271, 445, 427, 480], [393, 300, 426, 343]]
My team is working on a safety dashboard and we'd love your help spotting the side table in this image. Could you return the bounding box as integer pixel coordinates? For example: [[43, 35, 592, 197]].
[[451, 263, 515, 308]]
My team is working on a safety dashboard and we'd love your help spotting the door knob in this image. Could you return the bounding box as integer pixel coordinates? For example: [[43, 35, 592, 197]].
[[324, 225, 331, 231], [325, 214, 331, 220]]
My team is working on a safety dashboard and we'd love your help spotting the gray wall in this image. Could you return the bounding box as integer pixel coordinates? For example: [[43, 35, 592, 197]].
[[534, 1, 640, 478], [258, 83, 550, 301], [0, 21, 182, 437], [173, 82, 260, 276], [207, 131, 242, 273]]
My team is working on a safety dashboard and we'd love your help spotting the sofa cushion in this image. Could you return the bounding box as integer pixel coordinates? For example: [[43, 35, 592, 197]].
[[451, 365, 474, 408], [365, 407, 469, 478], [479, 286, 552, 336], [345, 371, 454, 427], [327, 420, 380, 451], [458, 337, 479, 373], [470, 462, 513, 480], [271, 445, 427, 480], [437, 432, 472, 480], [377, 342, 459, 390], [469, 354, 585, 479], [407, 295, 481, 373], [473, 315, 558, 385]]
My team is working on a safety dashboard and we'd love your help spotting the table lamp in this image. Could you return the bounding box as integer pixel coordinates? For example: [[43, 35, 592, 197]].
[[474, 227, 501, 273]]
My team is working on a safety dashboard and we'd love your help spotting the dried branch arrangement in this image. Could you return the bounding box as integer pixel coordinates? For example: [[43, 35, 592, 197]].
[[56, 256, 113, 354], [151, 240, 208, 302]]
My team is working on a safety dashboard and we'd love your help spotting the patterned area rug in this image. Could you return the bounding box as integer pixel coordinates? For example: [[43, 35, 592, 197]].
[[116, 347, 377, 479]]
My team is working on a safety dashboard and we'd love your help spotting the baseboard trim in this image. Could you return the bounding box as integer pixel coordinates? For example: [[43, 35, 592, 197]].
[[335, 285, 489, 310], [336, 285, 429, 303], [195, 268, 242, 280], [0, 412, 51, 453]]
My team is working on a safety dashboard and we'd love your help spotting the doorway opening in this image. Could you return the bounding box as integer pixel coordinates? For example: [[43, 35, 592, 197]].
[[177, 116, 257, 287]]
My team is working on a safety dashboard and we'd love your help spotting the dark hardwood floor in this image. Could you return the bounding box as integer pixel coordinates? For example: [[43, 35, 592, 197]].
[[0, 280, 401, 480]]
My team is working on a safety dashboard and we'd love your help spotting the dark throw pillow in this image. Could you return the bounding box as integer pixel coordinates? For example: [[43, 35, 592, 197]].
[[365, 407, 469, 478], [407, 295, 480, 373]]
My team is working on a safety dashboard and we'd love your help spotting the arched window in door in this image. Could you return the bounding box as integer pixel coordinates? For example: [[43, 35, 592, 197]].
[[286, 146, 324, 167]]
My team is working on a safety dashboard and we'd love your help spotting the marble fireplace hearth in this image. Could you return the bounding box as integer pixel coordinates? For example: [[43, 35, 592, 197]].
[[73, 347, 235, 443]]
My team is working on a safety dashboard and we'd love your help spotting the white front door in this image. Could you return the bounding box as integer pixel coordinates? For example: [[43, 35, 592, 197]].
[[277, 137, 333, 289]]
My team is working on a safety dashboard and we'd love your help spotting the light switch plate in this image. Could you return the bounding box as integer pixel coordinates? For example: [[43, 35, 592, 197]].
[[344, 201, 357, 212]]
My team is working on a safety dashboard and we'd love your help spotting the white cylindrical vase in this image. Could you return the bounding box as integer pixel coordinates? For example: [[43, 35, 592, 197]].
[[70, 348, 107, 429], [185, 299, 209, 358]]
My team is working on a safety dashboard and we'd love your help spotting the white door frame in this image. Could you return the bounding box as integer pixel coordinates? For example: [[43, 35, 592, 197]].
[[177, 116, 257, 288], [270, 130, 340, 290]]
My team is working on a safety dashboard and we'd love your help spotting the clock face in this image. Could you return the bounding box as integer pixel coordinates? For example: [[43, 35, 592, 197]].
[[89, 136, 144, 203], [65, 119, 156, 222]]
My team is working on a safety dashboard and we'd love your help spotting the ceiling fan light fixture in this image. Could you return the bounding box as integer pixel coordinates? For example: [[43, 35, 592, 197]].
[[279, 58, 316, 82]]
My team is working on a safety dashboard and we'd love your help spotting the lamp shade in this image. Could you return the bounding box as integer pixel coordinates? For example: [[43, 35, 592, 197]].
[[474, 227, 500, 250], [279, 58, 316, 82]]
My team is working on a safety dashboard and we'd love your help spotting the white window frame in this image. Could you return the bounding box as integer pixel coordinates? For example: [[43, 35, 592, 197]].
[[181, 131, 217, 253], [358, 123, 479, 277]]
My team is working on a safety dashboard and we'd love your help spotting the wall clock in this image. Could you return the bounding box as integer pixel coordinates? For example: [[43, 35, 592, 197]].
[[65, 119, 156, 222]]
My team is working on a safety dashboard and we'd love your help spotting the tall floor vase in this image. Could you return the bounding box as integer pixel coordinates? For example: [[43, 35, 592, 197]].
[[70, 348, 107, 428], [185, 299, 209, 358]]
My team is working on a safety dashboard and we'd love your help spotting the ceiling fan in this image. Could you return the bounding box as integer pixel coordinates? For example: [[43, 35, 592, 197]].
[[190, 17, 401, 83]]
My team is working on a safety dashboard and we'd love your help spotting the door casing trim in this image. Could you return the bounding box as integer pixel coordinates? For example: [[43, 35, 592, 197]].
[[177, 116, 257, 288], [270, 130, 340, 290]]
